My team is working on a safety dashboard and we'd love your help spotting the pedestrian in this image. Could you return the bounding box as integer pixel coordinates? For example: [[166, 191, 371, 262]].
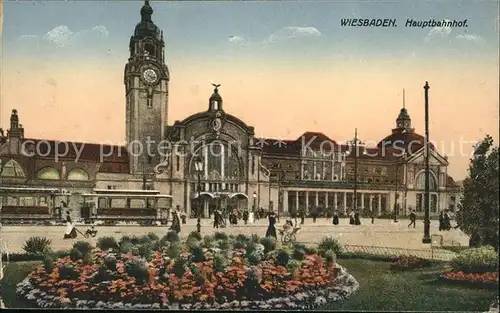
[[312, 207, 318, 223], [354, 211, 361, 225], [349, 211, 355, 225], [332, 210, 339, 225], [439, 211, 445, 231], [63, 210, 76, 239], [265, 211, 277, 239], [299, 209, 305, 225], [408, 210, 416, 228], [213, 209, 220, 229], [170, 210, 181, 233], [443, 210, 451, 230], [196, 218, 201, 233], [243, 210, 249, 225], [371, 210, 375, 224]]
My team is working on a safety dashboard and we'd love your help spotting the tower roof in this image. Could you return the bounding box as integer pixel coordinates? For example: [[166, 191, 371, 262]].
[[134, 1, 161, 40]]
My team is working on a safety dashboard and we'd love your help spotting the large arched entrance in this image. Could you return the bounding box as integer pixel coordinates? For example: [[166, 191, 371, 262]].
[[188, 140, 247, 218]]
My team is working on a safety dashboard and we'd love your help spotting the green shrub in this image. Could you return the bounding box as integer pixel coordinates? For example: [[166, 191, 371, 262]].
[[250, 234, 260, 243], [82, 253, 94, 265], [119, 242, 134, 254], [164, 231, 180, 243], [235, 234, 250, 243], [303, 246, 318, 255], [450, 246, 499, 273], [125, 259, 150, 284], [103, 255, 117, 271], [97, 236, 118, 251], [213, 253, 228, 273], [187, 231, 203, 241], [69, 248, 84, 261], [247, 251, 262, 265], [138, 243, 154, 259], [22, 236, 52, 255], [52, 249, 71, 258], [119, 235, 132, 245], [292, 247, 305, 261], [324, 249, 337, 264], [147, 232, 160, 241], [59, 264, 80, 280], [190, 245, 206, 263], [276, 249, 290, 267], [318, 236, 343, 255], [214, 231, 228, 241], [286, 259, 303, 273], [234, 241, 246, 249], [186, 237, 200, 249], [172, 257, 188, 278], [73, 241, 93, 255], [43, 256, 54, 273], [202, 236, 216, 249], [259, 237, 277, 253], [165, 243, 181, 259], [217, 240, 230, 250]]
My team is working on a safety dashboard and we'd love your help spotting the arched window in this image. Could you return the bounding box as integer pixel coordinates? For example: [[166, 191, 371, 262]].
[[37, 167, 60, 180], [414, 171, 437, 190], [0, 159, 26, 177], [67, 168, 89, 181], [189, 141, 243, 182]]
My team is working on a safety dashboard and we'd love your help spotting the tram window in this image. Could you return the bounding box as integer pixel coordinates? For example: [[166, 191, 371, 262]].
[[19, 196, 35, 206], [111, 198, 127, 208], [0, 196, 5, 205], [7, 196, 17, 206], [130, 199, 146, 209], [157, 198, 169, 208], [39, 197, 48, 206]]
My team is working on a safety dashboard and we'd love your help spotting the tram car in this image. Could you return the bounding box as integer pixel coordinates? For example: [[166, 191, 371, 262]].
[[0, 187, 70, 224]]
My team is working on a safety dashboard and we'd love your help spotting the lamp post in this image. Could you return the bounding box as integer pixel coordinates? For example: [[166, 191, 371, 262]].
[[194, 156, 204, 218], [422, 81, 432, 244], [346, 128, 362, 212], [252, 191, 257, 213]]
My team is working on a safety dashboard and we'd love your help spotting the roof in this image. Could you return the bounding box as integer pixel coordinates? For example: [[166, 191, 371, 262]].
[[24, 138, 129, 174], [378, 130, 435, 151]]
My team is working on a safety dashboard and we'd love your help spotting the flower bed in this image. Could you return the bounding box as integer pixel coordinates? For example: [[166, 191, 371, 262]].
[[440, 271, 499, 288], [16, 233, 359, 309], [390, 255, 433, 271]]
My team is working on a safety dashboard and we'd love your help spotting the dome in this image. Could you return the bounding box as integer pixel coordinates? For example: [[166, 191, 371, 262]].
[[134, 1, 161, 40], [378, 131, 434, 154]]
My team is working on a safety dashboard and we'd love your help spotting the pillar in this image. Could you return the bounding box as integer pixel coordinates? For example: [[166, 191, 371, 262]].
[[283, 190, 288, 215], [369, 194, 373, 211], [361, 192, 364, 209], [315, 191, 319, 207], [343, 192, 347, 214], [334, 193, 338, 210], [305, 191, 309, 210], [378, 194, 382, 214], [325, 192, 329, 208], [295, 191, 299, 212]]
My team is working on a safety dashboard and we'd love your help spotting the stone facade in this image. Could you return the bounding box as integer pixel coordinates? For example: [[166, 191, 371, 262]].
[[0, 1, 461, 220]]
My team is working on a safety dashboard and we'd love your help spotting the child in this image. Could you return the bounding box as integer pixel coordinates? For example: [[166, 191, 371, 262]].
[[196, 218, 201, 233]]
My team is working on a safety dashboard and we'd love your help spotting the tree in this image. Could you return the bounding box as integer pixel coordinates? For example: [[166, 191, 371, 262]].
[[456, 135, 499, 250]]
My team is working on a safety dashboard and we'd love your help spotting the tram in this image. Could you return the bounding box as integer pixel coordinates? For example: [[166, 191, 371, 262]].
[[0, 186, 70, 224], [80, 189, 173, 223]]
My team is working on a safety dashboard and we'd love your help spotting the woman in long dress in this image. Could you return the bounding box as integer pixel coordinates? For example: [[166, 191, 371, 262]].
[[63, 211, 75, 239], [265, 211, 277, 239], [354, 211, 361, 225], [170, 210, 181, 233], [332, 210, 339, 225], [349, 211, 355, 225]]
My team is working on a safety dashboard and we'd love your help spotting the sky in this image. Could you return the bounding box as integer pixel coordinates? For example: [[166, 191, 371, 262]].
[[1, 0, 499, 180]]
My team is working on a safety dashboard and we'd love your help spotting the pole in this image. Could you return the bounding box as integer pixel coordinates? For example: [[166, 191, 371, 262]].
[[142, 158, 147, 190], [197, 172, 201, 218], [422, 81, 432, 244], [353, 128, 358, 212], [257, 151, 261, 210]]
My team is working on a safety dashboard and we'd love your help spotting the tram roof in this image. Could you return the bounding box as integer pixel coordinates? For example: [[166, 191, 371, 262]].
[[82, 193, 173, 198], [93, 189, 161, 194], [0, 187, 65, 194]]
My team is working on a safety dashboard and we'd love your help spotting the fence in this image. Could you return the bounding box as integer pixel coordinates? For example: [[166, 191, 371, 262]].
[[342, 244, 457, 261]]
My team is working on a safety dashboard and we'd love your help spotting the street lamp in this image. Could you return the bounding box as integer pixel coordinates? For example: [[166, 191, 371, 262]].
[[194, 156, 204, 218], [422, 81, 432, 244], [393, 164, 399, 223], [346, 128, 364, 213]]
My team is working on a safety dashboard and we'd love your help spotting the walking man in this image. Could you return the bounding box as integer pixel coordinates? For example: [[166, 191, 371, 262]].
[[408, 210, 416, 228]]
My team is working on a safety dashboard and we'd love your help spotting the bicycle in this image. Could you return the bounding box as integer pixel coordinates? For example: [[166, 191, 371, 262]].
[[278, 226, 301, 245]]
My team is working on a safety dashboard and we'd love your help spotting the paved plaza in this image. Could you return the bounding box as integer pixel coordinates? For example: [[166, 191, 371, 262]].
[[2, 218, 469, 254]]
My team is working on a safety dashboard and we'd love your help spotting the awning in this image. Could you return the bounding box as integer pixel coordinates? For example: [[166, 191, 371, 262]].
[[229, 192, 248, 199]]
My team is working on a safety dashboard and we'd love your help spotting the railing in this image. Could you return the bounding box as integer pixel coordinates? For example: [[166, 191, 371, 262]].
[[342, 244, 457, 261]]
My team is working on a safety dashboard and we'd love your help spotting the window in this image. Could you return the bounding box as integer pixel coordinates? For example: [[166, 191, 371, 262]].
[[19, 196, 35, 206], [431, 194, 438, 213], [37, 167, 60, 180], [414, 172, 437, 190], [39, 197, 48, 207], [7, 196, 17, 206], [67, 168, 89, 181], [176, 155, 180, 171], [0, 159, 26, 177]]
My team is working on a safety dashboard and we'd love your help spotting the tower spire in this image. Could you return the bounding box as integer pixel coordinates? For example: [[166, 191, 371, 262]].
[[403, 88, 406, 109]]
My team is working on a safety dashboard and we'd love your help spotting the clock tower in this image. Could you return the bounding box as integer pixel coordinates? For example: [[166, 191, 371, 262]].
[[124, 0, 169, 175]]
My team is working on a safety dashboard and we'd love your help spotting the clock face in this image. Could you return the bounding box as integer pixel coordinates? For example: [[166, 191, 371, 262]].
[[142, 68, 158, 84]]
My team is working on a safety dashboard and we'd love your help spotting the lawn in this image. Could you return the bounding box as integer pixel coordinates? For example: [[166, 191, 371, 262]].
[[325, 258, 497, 312], [2, 259, 497, 311]]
